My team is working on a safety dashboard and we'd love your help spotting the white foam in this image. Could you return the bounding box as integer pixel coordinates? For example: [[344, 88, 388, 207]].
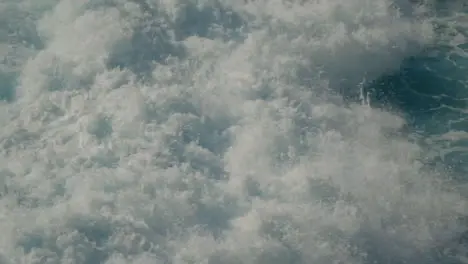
[[0, 0, 467, 263]]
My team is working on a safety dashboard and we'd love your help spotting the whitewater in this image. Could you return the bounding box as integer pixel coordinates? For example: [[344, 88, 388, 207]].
[[1, 0, 468, 263]]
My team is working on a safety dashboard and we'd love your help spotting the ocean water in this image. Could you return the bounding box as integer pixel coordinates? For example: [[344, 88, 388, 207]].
[[1, 0, 468, 263]]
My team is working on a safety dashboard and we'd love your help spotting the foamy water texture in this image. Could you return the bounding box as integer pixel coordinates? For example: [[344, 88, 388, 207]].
[[1, 0, 468, 263]]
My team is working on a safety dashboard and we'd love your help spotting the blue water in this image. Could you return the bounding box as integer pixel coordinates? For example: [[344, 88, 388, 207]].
[[1, 0, 468, 263]]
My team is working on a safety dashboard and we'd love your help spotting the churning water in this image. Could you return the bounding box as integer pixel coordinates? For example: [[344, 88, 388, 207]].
[[1, 0, 468, 263]]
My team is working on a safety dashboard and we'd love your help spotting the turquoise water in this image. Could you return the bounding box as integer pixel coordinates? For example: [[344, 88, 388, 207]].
[[1, 0, 468, 263]]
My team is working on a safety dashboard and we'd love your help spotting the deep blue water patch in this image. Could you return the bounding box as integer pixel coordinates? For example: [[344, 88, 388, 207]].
[[366, 49, 468, 178], [0, 71, 16, 102]]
